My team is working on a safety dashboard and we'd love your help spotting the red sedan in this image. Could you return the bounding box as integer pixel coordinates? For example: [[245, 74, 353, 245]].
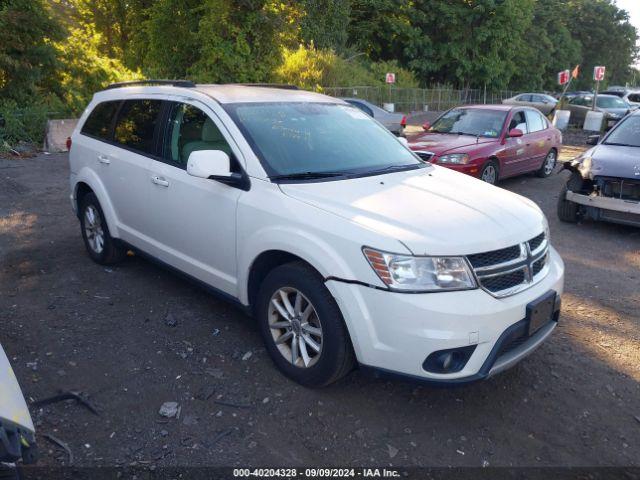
[[408, 105, 562, 184]]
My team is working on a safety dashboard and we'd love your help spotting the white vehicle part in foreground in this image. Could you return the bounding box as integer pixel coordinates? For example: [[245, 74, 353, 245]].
[[0, 346, 33, 434]]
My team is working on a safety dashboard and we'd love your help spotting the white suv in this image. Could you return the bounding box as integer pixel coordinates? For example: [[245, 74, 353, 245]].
[[69, 81, 565, 387]]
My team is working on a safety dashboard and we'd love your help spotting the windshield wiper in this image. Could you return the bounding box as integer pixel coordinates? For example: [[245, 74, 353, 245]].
[[451, 131, 479, 136], [269, 171, 346, 181], [365, 164, 424, 175]]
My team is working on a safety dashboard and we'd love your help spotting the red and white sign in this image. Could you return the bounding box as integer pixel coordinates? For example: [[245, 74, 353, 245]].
[[557, 70, 570, 85], [593, 66, 606, 82], [385, 73, 396, 84]]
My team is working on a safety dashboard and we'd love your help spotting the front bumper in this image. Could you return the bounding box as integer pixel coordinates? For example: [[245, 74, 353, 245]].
[[326, 247, 564, 383], [433, 162, 481, 178], [566, 190, 640, 227]]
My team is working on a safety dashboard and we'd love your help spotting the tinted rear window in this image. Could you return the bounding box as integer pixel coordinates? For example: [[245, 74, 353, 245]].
[[114, 99, 163, 155], [81, 101, 120, 140]]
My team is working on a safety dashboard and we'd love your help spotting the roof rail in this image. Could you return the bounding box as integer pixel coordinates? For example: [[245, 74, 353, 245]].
[[104, 79, 196, 90], [237, 83, 300, 90]]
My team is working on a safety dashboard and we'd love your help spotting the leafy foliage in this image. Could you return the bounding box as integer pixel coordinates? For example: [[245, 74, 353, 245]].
[[0, 0, 63, 102], [1, 0, 639, 148], [275, 46, 418, 90]]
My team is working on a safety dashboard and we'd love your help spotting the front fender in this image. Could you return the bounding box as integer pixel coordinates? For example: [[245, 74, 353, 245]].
[[237, 225, 370, 305], [73, 167, 120, 238]]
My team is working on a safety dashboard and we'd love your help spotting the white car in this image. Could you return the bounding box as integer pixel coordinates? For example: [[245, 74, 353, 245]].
[[69, 81, 565, 387], [1, 343, 36, 470]]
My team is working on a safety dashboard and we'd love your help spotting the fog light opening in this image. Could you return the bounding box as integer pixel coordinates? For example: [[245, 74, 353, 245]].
[[423, 345, 477, 374]]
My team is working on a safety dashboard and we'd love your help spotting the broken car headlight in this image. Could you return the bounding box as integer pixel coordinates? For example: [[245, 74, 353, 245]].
[[363, 248, 477, 292]]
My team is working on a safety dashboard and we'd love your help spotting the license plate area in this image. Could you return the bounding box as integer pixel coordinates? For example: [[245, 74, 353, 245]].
[[526, 291, 557, 336]]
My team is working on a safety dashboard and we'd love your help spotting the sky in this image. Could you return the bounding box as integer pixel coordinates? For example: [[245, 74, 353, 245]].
[[616, 0, 640, 66]]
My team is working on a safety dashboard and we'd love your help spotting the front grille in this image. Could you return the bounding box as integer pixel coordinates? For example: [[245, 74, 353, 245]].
[[482, 269, 526, 293], [601, 178, 640, 202], [467, 232, 549, 298], [528, 232, 545, 252], [532, 254, 547, 276], [467, 245, 521, 269], [414, 151, 434, 162]]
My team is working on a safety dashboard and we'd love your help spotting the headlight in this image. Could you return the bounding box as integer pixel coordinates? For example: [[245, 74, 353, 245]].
[[363, 247, 477, 292], [438, 153, 469, 164]]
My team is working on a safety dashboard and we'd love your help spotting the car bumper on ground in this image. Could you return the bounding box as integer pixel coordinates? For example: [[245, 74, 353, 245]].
[[326, 247, 564, 384], [566, 190, 640, 227]]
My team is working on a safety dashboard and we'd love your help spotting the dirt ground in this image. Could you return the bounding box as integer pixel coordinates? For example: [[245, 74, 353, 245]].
[[0, 146, 639, 469]]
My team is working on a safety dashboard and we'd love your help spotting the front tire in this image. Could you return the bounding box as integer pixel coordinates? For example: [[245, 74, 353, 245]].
[[256, 262, 355, 387], [557, 173, 583, 223], [479, 160, 499, 185], [537, 149, 557, 178], [79, 192, 126, 265]]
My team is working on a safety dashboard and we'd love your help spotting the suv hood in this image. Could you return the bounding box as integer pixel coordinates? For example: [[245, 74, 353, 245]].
[[409, 133, 497, 156], [583, 145, 640, 179], [280, 166, 545, 256]]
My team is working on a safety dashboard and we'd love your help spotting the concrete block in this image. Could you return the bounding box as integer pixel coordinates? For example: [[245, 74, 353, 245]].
[[44, 119, 78, 153]]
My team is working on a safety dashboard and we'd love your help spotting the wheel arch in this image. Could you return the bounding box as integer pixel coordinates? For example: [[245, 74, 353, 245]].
[[246, 250, 320, 314], [73, 168, 120, 237]]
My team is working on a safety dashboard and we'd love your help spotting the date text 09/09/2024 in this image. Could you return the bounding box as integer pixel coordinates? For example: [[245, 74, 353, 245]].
[[233, 468, 401, 478]]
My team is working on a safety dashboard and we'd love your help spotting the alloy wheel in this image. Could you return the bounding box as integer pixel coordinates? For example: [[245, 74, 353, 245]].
[[84, 205, 105, 254], [481, 165, 497, 184], [268, 287, 323, 368], [544, 151, 556, 175]]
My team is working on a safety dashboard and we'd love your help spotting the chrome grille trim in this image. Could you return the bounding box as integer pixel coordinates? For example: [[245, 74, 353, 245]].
[[467, 232, 550, 298]]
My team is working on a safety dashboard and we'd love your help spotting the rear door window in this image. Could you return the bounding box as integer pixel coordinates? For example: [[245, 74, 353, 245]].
[[81, 101, 120, 140], [114, 99, 163, 155], [517, 95, 532, 102], [525, 110, 546, 132]]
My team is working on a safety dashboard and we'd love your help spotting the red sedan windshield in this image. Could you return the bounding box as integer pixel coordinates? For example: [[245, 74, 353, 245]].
[[429, 109, 507, 138]]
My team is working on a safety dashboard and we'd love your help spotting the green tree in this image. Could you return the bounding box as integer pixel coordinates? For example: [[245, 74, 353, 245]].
[[408, 0, 535, 89], [188, 0, 294, 83], [567, 0, 638, 89], [299, 0, 352, 53], [0, 0, 63, 102], [510, 0, 581, 91], [143, 0, 204, 78]]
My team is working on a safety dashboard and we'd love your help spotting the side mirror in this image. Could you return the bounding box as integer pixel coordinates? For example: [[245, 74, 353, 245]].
[[187, 150, 231, 179], [508, 128, 524, 138], [586, 135, 600, 145], [422, 121, 431, 131]]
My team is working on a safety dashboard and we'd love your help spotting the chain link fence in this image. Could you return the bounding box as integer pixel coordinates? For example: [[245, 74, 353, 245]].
[[322, 86, 518, 113]]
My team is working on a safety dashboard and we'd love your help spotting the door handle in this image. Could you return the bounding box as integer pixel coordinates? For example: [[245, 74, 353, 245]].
[[97, 154, 110, 165], [152, 176, 169, 187]]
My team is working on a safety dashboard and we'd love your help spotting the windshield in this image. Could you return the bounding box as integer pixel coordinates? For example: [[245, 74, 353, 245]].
[[597, 96, 628, 109], [603, 115, 640, 147], [224, 102, 422, 178], [429, 108, 507, 138]]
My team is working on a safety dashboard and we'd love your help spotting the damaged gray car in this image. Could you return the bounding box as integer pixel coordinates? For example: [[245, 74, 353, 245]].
[[558, 110, 640, 227]]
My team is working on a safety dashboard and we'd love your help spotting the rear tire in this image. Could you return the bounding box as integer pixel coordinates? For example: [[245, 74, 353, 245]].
[[79, 192, 126, 265], [557, 173, 583, 223], [256, 261, 355, 387], [479, 160, 499, 185], [537, 149, 557, 178]]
